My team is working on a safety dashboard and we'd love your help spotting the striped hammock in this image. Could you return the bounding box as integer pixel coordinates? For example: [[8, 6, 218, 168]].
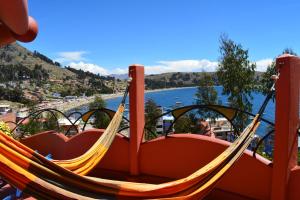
[[0, 114, 260, 199]]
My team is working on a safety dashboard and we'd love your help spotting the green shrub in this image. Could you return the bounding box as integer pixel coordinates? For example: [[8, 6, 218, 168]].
[[0, 121, 12, 137]]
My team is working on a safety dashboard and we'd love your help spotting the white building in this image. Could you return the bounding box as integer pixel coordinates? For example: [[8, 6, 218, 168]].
[[0, 104, 11, 115]]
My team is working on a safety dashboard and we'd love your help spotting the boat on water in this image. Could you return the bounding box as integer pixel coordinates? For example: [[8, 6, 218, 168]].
[[0, 1, 300, 200]]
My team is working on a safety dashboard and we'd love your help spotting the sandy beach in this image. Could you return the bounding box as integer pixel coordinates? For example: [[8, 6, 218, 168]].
[[145, 86, 196, 94]]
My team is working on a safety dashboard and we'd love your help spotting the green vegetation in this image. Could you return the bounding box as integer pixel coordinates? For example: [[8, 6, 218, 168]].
[[33, 50, 58, 66], [174, 113, 200, 134], [0, 87, 31, 104], [89, 96, 110, 129], [144, 99, 161, 140], [65, 67, 115, 81], [145, 72, 218, 90], [260, 48, 297, 100], [65, 66, 114, 95], [19, 118, 45, 137], [195, 72, 218, 122], [18, 105, 63, 137], [217, 35, 256, 132], [0, 121, 13, 137]]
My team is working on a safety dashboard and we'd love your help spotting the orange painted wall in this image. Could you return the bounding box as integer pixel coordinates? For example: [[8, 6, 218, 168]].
[[21, 130, 68, 159], [140, 134, 272, 200], [21, 129, 130, 172]]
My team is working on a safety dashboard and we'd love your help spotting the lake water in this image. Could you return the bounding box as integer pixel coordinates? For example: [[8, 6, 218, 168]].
[[106, 86, 275, 121], [77, 87, 275, 136]]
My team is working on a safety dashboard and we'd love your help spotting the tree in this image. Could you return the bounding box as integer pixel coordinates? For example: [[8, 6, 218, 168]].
[[217, 35, 256, 132], [195, 72, 218, 122], [44, 112, 61, 132], [260, 48, 297, 99], [89, 96, 110, 129], [17, 102, 44, 137], [174, 114, 193, 133], [174, 113, 201, 134], [144, 99, 161, 140]]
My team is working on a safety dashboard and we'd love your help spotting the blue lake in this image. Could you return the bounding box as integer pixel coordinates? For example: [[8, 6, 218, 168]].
[[77, 87, 275, 136], [106, 86, 275, 122]]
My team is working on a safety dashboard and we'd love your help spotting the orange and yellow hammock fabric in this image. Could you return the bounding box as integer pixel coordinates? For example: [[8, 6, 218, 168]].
[[0, 113, 260, 199]]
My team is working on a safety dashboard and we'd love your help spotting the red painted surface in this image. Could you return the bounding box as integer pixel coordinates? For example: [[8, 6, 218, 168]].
[[140, 134, 272, 200], [129, 65, 145, 175], [21, 129, 130, 172], [0, 0, 29, 35], [288, 167, 300, 200], [21, 130, 69, 159], [271, 55, 300, 200], [0, 0, 38, 46], [12, 16, 38, 43], [0, 24, 16, 46]]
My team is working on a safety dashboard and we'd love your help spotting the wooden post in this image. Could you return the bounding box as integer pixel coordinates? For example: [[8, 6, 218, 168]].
[[129, 65, 145, 175], [271, 54, 300, 200]]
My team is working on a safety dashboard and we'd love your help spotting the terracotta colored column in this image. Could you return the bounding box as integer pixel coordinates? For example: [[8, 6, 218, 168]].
[[129, 65, 145, 175], [271, 54, 300, 200]]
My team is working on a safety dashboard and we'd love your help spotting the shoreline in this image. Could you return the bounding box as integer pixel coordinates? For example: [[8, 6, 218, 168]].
[[145, 86, 196, 94], [61, 86, 197, 112], [15, 86, 196, 113]]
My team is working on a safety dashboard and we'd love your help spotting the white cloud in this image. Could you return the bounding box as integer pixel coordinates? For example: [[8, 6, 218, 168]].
[[69, 62, 109, 76], [144, 59, 218, 74], [255, 58, 273, 72], [111, 68, 128, 74], [58, 53, 273, 76], [55, 51, 88, 63], [106, 58, 273, 75]]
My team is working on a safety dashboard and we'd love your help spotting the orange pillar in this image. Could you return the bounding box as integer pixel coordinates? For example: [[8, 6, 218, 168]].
[[129, 64, 145, 175], [271, 54, 300, 200]]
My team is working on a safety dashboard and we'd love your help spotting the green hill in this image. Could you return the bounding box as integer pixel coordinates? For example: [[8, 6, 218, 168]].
[[145, 72, 218, 89]]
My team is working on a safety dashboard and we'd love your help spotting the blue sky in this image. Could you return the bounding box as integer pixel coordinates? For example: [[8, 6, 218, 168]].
[[22, 0, 300, 75]]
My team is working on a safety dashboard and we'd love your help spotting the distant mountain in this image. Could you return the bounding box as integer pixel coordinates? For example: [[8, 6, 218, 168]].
[[145, 72, 218, 89], [145, 71, 264, 90], [110, 73, 128, 80]]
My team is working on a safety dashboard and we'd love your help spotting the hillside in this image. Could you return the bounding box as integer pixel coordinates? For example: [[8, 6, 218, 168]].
[[145, 72, 218, 89], [0, 43, 122, 103], [145, 71, 263, 90], [0, 43, 75, 79]]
